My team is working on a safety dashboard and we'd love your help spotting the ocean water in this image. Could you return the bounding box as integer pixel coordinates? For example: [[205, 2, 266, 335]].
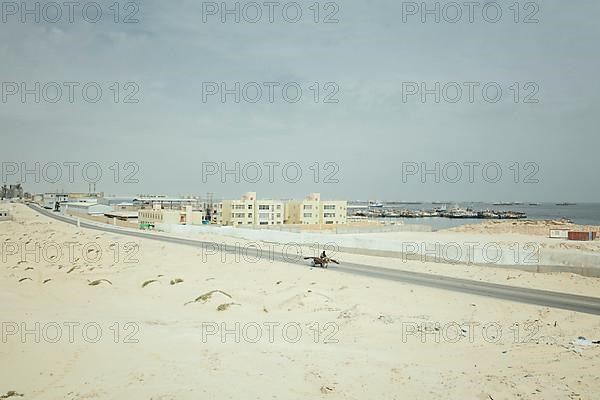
[[367, 202, 600, 231]]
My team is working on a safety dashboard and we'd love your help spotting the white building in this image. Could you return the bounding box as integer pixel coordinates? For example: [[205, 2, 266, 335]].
[[42, 193, 69, 209], [63, 202, 113, 216]]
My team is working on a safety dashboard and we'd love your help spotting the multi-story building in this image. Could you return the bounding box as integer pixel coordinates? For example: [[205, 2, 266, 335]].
[[206, 202, 220, 224], [284, 193, 347, 225], [218, 192, 284, 226], [138, 205, 204, 228]]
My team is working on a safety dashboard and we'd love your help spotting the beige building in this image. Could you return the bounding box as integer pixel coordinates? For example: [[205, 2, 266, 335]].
[[284, 193, 347, 225], [69, 192, 103, 199], [138, 205, 204, 228], [218, 192, 284, 226]]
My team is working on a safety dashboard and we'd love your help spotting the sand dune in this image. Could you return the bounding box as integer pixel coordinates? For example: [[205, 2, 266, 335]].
[[1, 204, 600, 399]]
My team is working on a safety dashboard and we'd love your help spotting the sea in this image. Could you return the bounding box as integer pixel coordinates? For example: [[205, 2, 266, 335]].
[[355, 202, 600, 231]]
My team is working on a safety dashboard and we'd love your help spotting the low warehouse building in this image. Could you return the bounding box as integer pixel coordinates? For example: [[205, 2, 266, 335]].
[[64, 202, 113, 216]]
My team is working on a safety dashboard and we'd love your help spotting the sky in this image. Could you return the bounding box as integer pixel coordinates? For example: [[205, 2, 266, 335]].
[[1, 0, 599, 202]]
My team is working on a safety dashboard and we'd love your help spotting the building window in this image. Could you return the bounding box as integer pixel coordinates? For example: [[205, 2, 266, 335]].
[[303, 205, 312, 210], [324, 205, 335, 210], [303, 213, 312, 218]]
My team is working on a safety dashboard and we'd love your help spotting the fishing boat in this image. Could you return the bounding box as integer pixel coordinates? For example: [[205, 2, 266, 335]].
[[368, 201, 384, 208], [444, 208, 478, 218]]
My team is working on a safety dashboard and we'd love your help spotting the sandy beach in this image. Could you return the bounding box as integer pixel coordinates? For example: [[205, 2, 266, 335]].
[[2, 203, 600, 399]]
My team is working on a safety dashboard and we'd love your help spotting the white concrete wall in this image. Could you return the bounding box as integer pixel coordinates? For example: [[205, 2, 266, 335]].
[[155, 223, 600, 275]]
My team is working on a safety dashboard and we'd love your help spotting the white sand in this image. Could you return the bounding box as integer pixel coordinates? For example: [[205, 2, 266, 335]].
[[1, 204, 600, 399]]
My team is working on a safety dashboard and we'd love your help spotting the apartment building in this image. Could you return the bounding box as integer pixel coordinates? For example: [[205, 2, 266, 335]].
[[284, 193, 347, 225], [218, 192, 284, 226]]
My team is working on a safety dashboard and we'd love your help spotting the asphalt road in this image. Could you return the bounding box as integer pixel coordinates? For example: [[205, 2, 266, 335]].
[[28, 204, 600, 315]]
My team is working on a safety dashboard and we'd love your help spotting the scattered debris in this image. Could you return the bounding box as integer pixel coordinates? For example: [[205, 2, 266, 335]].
[[66, 267, 76, 274], [88, 279, 112, 286], [43, 279, 52, 284], [24, 267, 34, 271], [320, 386, 334, 394], [18, 278, 31, 283], [572, 337, 600, 346], [0, 391, 24, 399], [170, 278, 184, 285], [377, 314, 394, 324], [217, 303, 236, 311], [141, 279, 158, 288]]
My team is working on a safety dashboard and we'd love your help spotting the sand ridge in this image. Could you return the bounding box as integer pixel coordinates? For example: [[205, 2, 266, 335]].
[[1, 204, 600, 399]]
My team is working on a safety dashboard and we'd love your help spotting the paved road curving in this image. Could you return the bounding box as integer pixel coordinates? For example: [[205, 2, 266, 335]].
[[29, 204, 600, 315]]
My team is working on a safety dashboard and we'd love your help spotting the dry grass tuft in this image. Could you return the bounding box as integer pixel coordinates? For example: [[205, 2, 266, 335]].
[[184, 289, 231, 305], [88, 279, 112, 286], [142, 279, 158, 288]]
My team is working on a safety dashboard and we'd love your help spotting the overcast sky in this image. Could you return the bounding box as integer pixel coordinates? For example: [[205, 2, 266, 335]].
[[1, 0, 599, 201]]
